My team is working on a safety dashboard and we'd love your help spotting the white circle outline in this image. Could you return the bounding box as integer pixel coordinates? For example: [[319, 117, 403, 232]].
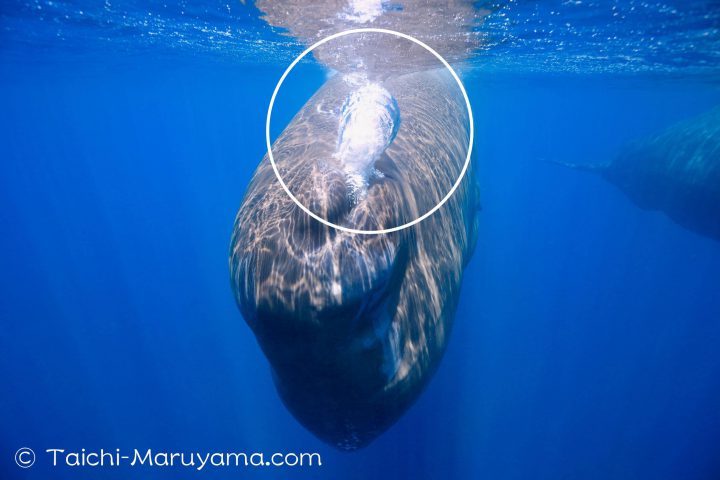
[[266, 27, 474, 235]]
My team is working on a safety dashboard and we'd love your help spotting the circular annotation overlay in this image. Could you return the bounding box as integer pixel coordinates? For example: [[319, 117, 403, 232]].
[[266, 28, 474, 235]]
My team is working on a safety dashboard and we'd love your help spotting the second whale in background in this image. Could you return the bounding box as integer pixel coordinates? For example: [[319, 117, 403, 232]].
[[557, 107, 720, 242]]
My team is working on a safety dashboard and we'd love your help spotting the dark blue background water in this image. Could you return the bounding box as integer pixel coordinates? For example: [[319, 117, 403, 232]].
[[2, 1, 720, 479]]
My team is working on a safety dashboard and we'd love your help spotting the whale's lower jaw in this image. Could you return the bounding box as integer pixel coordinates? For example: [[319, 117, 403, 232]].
[[267, 317, 442, 451], [243, 262, 416, 450], [273, 371, 414, 451], [241, 248, 462, 450], [270, 351, 399, 450]]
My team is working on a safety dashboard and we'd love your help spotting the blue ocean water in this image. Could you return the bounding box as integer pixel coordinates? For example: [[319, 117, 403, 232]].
[[2, 1, 720, 479]]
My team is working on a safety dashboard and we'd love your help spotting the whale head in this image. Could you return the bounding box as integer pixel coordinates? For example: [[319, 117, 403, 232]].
[[229, 69, 478, 449]]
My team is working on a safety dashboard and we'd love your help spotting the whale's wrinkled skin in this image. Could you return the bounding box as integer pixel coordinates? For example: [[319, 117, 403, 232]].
[[229, 67, 479, 449], [558, 107, 720, 242]]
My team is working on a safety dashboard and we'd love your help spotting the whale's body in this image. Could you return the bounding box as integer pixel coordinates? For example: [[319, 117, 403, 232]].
[[603, 107, 720, 241], [559, 107, 720, 241], [229, 68, 479, 449]]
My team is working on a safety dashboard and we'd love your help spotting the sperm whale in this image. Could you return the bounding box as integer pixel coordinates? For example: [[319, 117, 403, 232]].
[[229, 1, 486, 450], [229, 67, 479, 449], [554, 107, 720, 242]]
